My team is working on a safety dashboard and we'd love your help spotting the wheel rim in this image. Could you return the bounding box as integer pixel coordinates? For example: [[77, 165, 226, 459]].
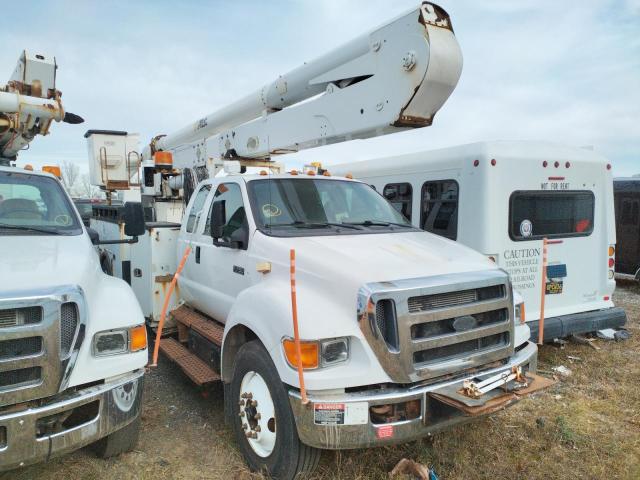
[[239, 371, 277, 457]]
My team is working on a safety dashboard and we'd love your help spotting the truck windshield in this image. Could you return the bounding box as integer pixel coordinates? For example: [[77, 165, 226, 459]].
[[0, 170, 82, 236], [247, 178, 414, 236]]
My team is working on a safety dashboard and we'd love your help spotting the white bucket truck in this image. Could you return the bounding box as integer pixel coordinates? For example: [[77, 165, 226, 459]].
[[0, 52, 148, 471], [88, 4, 551, 478]]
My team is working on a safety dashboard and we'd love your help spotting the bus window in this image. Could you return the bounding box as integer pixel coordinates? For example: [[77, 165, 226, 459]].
[[420, 180, 458, 240], [383, 183, 412, 221], [509, 190, 595, 241]]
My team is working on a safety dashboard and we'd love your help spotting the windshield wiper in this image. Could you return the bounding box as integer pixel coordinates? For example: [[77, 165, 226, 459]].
[[343, 220, 413, 228], [0, 223, 65, 235], [268, 221, 363, 230]]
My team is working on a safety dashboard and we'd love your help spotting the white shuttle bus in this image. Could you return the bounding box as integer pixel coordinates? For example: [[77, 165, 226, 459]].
[[333, 141, 627, 341]]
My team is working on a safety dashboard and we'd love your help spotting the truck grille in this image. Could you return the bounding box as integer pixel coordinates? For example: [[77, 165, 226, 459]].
[[0, 306, 42, 328], [61, 302, 79, 357], [0, 287, 84, 407], [0, 337, 43, 360], [359, 270, 514, 383], [0, 366, 42, 390], [408, 284, 504, 313]]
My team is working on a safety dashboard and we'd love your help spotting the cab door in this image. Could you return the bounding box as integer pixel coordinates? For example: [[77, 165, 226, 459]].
[[177, 183, 212, 311], [190, 181, 253, 322]]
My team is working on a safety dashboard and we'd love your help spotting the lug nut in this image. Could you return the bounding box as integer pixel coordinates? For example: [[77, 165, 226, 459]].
[[245, 431, 257, 439], [239, 411, 245, 417], [242, 423, 248, 430], [239, 400, 245, 406], [246, 393, 253, 399], [255, 425, 261, 432], [254, 413, 261, 420], [251, 400, 258, 407]]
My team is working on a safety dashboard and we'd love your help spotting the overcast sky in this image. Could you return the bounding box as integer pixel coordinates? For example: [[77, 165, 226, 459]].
[[2, 0, 639, 176]]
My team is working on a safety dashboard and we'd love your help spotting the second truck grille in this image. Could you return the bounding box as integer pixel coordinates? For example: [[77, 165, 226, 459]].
[[60, 302, 79, 357]]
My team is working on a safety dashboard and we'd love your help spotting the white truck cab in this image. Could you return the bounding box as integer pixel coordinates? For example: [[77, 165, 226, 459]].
[[170, 171, 540, 477], [0, 166, 148, 471]]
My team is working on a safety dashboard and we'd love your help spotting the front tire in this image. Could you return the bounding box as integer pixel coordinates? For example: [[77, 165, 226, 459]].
[[230, 340, 321, 479]]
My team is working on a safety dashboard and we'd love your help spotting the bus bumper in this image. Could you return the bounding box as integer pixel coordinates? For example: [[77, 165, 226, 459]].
[[528, 307, 627, 342]]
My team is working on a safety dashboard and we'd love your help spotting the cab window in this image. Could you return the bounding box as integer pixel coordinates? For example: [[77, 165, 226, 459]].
[[186, 185, 211, 233], [421, 180, 458, 240], [205, 183, 248, 244], [383, 183, 412, 221]]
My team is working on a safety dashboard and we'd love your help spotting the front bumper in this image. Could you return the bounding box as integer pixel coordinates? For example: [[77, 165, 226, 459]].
[[0, 370, 143, 471], [527, 307, 627, 342], [289, 341, 538, 450]]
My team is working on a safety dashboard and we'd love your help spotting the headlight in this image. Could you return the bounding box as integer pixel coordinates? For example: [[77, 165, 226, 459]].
[[320, 338, 349, 366], [514, 302, 526, 324], [93, 325, 147, 356], [282, 337, 349, 370]]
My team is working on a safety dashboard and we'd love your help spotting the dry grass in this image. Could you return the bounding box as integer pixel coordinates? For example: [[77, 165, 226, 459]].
[[3, 284, 639, 480]]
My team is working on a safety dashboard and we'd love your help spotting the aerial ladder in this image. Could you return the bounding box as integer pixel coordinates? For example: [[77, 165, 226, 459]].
[[87, 2, 463, 212], [0, 51, 83, 167]]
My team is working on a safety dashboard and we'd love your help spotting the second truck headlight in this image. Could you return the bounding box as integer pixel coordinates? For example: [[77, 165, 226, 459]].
[[282, 337, 349, 369], [93, 325, 147, 356]]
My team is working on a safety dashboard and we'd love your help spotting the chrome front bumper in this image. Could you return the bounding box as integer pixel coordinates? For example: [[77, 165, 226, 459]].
[[289, 342, 538, 450], [0, 370, 143, 471]]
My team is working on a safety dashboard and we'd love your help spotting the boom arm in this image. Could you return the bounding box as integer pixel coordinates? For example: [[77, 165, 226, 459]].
[[0, 51, 83, 166], [146, 2, 462, 168]]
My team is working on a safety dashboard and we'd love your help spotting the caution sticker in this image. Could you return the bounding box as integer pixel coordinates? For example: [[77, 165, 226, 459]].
[[313, 402, 368, 425]]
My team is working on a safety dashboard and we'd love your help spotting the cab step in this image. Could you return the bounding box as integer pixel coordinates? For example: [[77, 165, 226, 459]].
[[171, 305, 224, 346], [159, 338, 220, 385]]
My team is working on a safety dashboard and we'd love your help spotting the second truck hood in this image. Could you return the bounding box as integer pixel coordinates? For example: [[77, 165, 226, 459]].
[[0, 234, 99, 292]]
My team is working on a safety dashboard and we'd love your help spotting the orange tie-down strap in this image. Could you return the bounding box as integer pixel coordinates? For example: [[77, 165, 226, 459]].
[[429, 373, 556, 417]]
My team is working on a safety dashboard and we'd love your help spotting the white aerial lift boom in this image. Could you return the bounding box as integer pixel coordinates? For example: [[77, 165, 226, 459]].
[[88, 2, 462, 209]]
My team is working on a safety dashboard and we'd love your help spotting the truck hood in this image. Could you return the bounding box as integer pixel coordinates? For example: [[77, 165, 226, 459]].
[[255, 229, 497, 287], [0, 234, 100, 292]]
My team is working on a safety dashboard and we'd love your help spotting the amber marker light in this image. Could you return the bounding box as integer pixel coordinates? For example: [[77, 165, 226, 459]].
[[43, 165, 62, 178], [283, 339, 319, 369], [129, 325, 148, 352]]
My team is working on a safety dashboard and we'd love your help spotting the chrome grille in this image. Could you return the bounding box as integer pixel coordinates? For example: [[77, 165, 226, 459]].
[[61, 302, 79, 357], [0, 286, 85, 407], [0, 306, 42, 328], [408, 284, 504, 313], [0, 337, 42, 360], [0, 366, 42, 390], [358, 270, 515, 383]]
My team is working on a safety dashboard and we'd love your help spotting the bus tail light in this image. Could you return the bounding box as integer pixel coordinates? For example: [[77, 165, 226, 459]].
[[608, 244, 615, 279]]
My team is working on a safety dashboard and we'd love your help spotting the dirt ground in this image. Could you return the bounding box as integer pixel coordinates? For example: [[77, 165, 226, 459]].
[[3, 284, 639, 480]]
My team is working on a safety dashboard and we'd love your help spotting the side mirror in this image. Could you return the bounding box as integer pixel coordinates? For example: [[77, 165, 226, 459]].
[[210, 201, 225, 239], [87, 227, 100, 245], [228, 225, 248, 250], [123, 202, 145, 237]]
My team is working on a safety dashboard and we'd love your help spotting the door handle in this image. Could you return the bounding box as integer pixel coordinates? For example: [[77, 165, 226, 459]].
[[196, 246, 201, 264]]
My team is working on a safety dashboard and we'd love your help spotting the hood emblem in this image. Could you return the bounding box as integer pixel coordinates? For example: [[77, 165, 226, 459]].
[[452, 315, 477, 332]]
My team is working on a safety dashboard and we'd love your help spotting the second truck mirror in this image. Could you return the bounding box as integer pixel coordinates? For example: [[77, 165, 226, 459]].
[[210, 201, 225, 239], [123, 202, 145, 237]]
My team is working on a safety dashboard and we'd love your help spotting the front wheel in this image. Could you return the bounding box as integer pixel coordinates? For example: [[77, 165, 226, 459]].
[[230, 341, 321, 479]]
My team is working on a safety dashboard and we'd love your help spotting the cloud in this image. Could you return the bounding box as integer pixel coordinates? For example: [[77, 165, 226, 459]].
[[1, 0, 638, 177]]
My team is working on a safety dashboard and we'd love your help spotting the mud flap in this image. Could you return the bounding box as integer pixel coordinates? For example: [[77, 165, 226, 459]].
[[429, 373, 556, 416]]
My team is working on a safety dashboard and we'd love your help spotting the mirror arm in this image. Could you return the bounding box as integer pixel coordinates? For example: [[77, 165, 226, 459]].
[[94, 236, 140, 245]]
